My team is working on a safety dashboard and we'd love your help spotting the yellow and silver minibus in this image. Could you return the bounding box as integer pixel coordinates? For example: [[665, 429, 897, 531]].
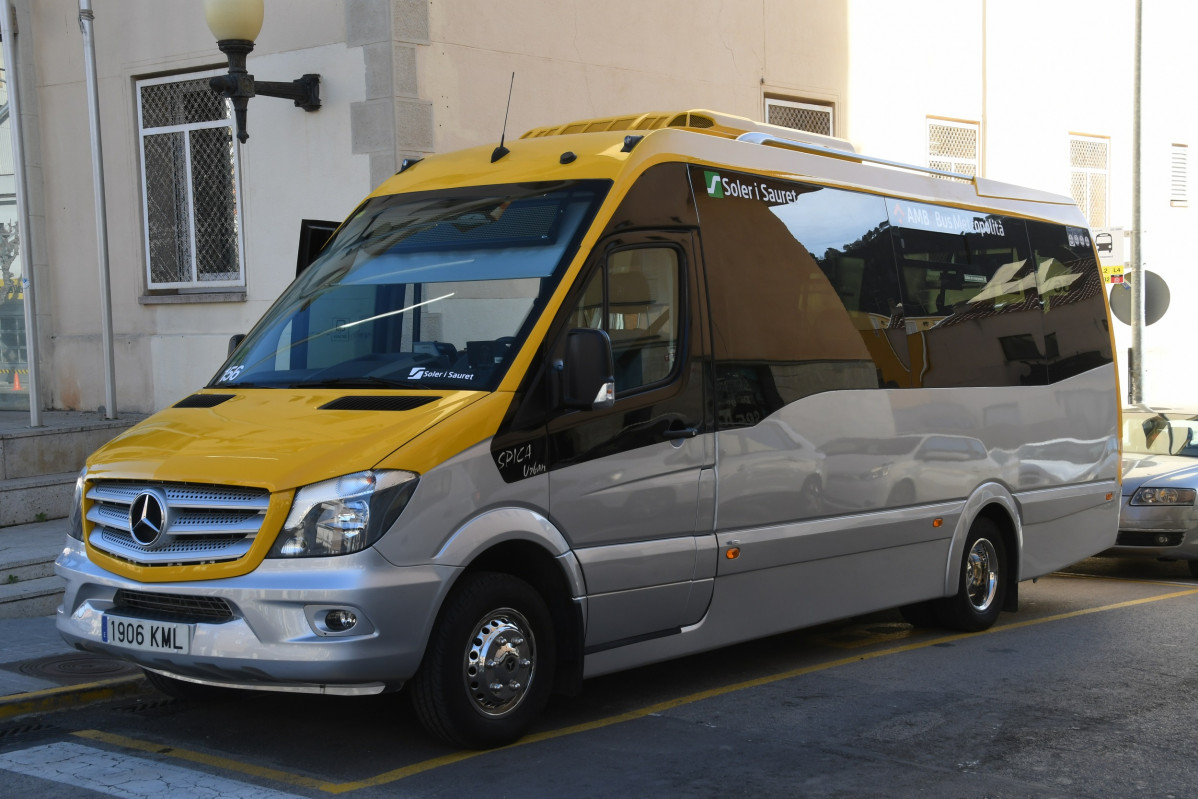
[[57, 110, 1121, 747]]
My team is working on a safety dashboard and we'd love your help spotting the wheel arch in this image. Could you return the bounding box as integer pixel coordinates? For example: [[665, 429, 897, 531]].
[[943, 482, 1023, 612], [432, 508, 587, 696]]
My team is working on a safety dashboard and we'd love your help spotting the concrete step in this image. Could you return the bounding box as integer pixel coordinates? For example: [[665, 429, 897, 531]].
[[0, 574, 65, 620], [0, 415, 136, 481], [0, 519, 70, 619], [0, 471, 77, 526]]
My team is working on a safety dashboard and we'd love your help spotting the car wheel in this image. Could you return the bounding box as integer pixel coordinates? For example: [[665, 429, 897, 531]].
[[142, 669, 236, 701], [1188, 560, 1198, 581], [411, 571, 556, 749], [932, 517, 1007, 632], [899, 600, 938, 627]]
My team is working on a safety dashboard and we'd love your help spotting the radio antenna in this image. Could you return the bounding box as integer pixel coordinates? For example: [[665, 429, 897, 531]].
[[491, 72, 515, 163]]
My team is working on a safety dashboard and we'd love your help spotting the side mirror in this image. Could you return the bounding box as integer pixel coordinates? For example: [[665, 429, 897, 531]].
[[228, 334, 246, 357], [557, 328, 615, 411]]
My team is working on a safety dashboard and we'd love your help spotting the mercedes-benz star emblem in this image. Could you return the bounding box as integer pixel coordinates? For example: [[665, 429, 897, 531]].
[[129, 490, 170, 549]]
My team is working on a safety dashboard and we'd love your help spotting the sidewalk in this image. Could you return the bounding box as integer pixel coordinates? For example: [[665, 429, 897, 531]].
[[0, 520, 150, 722]]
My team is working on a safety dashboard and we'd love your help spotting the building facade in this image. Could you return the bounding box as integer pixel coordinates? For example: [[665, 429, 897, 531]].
[[0, 0, 1191, 417]]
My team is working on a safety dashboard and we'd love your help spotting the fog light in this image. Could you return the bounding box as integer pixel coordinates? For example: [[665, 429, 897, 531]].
[[324, 609, 358, 632], [1156, 534, 1172, 546]]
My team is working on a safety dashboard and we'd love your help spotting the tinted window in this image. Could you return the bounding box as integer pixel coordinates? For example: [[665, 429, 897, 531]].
[[888, 200, 1044, 387], [1026, 221, 1113, 382], [693, 167, 889, 427]]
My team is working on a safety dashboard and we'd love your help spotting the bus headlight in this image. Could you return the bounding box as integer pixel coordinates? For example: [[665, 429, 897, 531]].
[[269, 470, 418, 558], [1130, 487, 1197, 506]]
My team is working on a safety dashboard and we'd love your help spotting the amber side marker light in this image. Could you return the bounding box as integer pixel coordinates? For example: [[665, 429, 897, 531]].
[[726, 547, 741, 560], [1106, 492, 1114, 501], [932, 518, 944, 528]]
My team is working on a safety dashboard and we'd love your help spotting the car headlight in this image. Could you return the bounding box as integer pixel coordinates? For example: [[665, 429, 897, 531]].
[[269, 470, 418, 558], [68, 467, 87, 541], [1130, 486, 1197, 506]]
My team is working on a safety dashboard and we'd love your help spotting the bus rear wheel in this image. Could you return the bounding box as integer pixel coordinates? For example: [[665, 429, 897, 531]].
[[932, 518, 1007, 632], [411, 571, 556, 749]]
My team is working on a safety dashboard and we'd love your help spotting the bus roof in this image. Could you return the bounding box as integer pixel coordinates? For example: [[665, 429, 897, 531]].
[[371, 109, 1084, 227]]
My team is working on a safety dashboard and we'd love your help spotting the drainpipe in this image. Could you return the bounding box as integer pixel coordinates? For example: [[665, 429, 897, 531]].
[[0, 0, 41, 426], [79, 0, 117, 419]]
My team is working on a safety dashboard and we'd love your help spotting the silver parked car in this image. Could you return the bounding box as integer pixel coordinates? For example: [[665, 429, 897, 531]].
[[1109, 408, 1198, 576]]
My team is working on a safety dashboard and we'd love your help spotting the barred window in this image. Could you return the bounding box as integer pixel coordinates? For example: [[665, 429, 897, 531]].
[[1069, 134, 1109, 227], [927, 118, 978, 181], [765, 98, 834, 137], [137, 71, 244, 290]]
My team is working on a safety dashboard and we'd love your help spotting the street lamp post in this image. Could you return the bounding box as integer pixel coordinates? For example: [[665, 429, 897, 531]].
[[203, 0, 320, 143]]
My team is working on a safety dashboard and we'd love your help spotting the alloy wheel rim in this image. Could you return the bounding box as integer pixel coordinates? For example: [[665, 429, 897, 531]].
[[966, 538, 999, 612], [462, 607, 536, 717]]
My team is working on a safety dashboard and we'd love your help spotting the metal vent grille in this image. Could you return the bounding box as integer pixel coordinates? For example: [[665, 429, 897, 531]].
[[112, 589, 234, 623], [927, 120, 978, 182], [319, 395, 439, 411], [1171, 144, 1188, 207], [173, 393, 234, 408], [766, 99, 833, 137], [1070, 135, 1109, 226]]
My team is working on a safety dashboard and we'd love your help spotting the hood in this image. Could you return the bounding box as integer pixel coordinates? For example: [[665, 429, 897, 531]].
[[1120, 454, 1198, 494], [85, 389, 489, 492]]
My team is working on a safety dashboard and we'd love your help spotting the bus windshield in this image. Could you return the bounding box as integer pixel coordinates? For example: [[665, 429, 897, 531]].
[[210, 180, 608, 391]]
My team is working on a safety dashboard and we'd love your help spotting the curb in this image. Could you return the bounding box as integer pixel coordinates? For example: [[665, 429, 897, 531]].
[[0, 674, 150, 722]]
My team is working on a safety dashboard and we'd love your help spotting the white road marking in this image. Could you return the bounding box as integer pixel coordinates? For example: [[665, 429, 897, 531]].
[[0, 741, 309, 799]]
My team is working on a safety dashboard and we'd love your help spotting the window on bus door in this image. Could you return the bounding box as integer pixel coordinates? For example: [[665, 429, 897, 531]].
[[887, 200, 1045, 387], [569, 247, 682, 395]]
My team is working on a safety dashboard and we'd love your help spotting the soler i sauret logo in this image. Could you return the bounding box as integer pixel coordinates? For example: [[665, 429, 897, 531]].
[[704, 170, 724, 198]]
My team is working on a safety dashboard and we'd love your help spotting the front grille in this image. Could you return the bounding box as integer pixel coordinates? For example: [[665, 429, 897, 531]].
[[112, 589, 234, 623], [85, 480, 270, 566], [1116, 531, 1185, 547]]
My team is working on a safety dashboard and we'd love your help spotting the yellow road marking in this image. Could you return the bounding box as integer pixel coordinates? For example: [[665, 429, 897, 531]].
[[72, 584, 1198, 793]]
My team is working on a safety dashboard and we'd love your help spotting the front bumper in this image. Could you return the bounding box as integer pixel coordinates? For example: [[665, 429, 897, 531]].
[[55, 538, 458, 693], [1105, 499, 1198, 560]]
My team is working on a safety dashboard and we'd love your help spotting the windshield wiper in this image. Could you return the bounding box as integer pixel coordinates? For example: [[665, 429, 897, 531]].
[[291, 376, 415, 389]]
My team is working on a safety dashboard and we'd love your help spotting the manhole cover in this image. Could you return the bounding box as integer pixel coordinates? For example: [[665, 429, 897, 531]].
[[13, 653, 140, 683]]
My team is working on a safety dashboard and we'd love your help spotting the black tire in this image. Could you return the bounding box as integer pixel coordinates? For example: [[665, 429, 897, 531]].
[[932, 517, 1007, 632], [411, 571, 556, 748], [142, 668, 237, 701], [1188, 560, 1198, 580], [898, 600, 938, 628]]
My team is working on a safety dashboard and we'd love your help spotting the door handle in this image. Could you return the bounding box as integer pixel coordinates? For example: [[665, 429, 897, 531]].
[[662, 425, 699, 440]]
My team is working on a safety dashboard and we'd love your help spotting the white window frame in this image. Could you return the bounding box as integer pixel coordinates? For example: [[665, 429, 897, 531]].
[[137, 69, 246, 291], [765, 98, 835, 137], [926, 117, 979, 179], [1069, 133, 1110, 228]]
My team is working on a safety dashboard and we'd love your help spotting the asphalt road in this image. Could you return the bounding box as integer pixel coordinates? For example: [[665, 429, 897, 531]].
[[2, 555, 1197, 798]]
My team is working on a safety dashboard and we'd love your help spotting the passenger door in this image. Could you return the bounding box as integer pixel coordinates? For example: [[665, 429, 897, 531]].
[[548, 233, 716, 650]]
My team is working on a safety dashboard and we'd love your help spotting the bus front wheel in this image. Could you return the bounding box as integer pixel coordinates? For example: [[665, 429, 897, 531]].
[[933, 518, 1007, 632], [411, 571, 556, 748]]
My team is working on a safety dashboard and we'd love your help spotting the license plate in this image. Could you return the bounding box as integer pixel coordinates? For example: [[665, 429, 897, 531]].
[[102, 615, 191, 655]]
